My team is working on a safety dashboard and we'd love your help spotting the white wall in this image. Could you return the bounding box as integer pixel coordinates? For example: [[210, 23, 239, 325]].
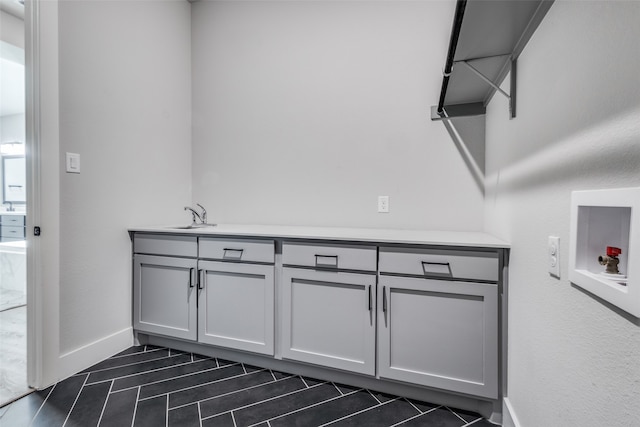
[[484, 1, 640, 426], [0, 114, 25, 143], [0, 9, 24, 49], [56, 0, 192, 367], [191, 0, 485, 231]]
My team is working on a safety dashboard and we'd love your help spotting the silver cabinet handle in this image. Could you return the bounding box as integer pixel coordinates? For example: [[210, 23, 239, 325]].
[[197, 269, 204, 290], [368, 285, 372, 311], [421, 261, 452, 277], [189, 268, 195, 288], [223, 248, 244, 259], [315, 254, 338, 267], [382, 286, 387, 313]]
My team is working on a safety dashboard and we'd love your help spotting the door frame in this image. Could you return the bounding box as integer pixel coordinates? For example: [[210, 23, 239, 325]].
[[25, 0, 46, 389]]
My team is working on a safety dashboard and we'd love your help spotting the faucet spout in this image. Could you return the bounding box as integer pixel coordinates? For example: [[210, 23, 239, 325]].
[[196, 203, 207, 224], [184, 206, 202, 225]]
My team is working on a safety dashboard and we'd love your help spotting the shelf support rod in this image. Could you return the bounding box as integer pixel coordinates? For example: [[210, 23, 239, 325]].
[[459, 60, 511, 100]]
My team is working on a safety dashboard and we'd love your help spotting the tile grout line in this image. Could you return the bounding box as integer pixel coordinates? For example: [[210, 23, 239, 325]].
[[165, 393, 169, 427], [462, 417, 486, 426], [141, 369, 268, 404], [199, 380, 329, 422], [83, 352, 186, 376], [28, 382, 57, 425], [388, 405, 443, 427], [101, 361, 236, 392], [231, 410, 238, 427], [109, 347, 164, 360], [242, 364, 248, 374], [447, 406, 470, 423], [320, 396, 400, 427], [197, 401, 203, 427], [270, 370, 277, 382], [332, 382, 344, 396], [300, 376, 309, 388], [172, 374, 303, 413], [95, 380, 115, 426], [244, 387, 365, 427], [367, 389, 382, 404], [129, 387, 141, 427], [404, 398, 424, 414], [61, 373, 90, 427]]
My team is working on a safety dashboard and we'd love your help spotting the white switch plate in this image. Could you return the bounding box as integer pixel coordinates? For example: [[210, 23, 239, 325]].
[[548, 236, 560, 278], [378, 196, 389, 213], [66, 152, 81, 174]]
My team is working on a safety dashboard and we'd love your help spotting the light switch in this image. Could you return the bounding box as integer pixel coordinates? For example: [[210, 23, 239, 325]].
[[66, 152, 80, 174]]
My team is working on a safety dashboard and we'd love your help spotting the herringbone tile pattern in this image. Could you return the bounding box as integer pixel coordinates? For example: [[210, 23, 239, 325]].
[[0, 346, 495, 427]]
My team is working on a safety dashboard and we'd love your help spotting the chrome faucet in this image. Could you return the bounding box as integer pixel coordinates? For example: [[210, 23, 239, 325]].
[[196, 203, 207, 224], [184, 203, 208, 225]]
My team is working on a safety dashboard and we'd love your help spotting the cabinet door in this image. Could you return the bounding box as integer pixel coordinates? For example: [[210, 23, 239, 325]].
[[133, 255, 198, 341], [378, 276, 498, 398], [198, 261, 274, 355], [281, 268, 376, 375]]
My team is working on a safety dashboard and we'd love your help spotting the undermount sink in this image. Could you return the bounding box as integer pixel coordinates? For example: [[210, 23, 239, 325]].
[[168, 224, 217, 230]]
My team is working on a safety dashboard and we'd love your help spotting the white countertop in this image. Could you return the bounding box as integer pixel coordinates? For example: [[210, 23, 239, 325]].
[[0, 211, 26, 216], [129, 224, 509, 249]]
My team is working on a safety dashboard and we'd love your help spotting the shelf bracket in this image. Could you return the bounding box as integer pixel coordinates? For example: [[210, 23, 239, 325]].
[[456, 58, 517, 119]]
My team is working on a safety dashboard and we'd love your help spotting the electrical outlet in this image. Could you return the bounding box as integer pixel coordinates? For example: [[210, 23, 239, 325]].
[[378, 196, 389, 213], [548, 236, 560, 278]]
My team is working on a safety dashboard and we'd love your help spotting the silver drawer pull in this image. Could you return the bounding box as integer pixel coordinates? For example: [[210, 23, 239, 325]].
[[421, 261, 453, 277], [189, 268, 195, 288], [223, 248, 244, 259], [382, 286, 387, 313], [315, 254, 338, 267], [197, 269, 205, 290]]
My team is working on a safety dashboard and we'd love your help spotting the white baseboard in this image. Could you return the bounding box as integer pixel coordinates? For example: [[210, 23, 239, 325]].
[[58, 327, 133, 381], [502, 397, 522, 427]]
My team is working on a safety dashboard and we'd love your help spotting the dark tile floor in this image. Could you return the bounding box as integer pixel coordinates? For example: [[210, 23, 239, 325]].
[[0, 346, 496, 426]]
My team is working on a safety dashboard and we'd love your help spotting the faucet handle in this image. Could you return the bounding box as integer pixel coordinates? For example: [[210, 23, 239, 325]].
[[196, 203, 207, 224]]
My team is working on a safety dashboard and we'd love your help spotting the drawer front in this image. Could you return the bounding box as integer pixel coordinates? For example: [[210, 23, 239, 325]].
[[199, 238, 274, 264], [1, 215, 25, 226], [379, 247, 499, 282], [1, 225, 25, 239], [134, 234, 197, 257], [283, 242, 377, 272]]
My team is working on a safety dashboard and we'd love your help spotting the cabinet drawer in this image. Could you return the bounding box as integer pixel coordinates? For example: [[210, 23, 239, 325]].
[[199, 238, 274, 264], [134, 234, 197, 257], [1, 215, 25, 226], [379, 247, 499, 282], [283, 242, 377, 272], [1, 225, 25, 238]]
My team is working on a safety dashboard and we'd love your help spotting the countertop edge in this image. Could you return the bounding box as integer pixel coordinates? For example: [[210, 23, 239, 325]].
[[128, 224, 510, 249]]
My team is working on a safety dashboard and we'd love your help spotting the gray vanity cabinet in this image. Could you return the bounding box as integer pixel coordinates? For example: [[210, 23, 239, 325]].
[[133, 234, 199, 341], [197, 260, 275, 355], [133, 254, 198, 341], [280, 242, 377, 375], [377, 247, 499, 399]]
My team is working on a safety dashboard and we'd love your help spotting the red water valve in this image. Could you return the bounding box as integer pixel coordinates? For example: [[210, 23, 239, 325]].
[[606, 246, 622, 257]]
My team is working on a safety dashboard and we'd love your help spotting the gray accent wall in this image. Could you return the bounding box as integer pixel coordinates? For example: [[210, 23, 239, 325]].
[[484, 1, 640, 426], [57, 0, 193, 357], [191, 0, 485, 231]]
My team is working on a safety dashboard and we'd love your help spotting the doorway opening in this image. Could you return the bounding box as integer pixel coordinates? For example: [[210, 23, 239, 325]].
[[0, 4, 29, 407]]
